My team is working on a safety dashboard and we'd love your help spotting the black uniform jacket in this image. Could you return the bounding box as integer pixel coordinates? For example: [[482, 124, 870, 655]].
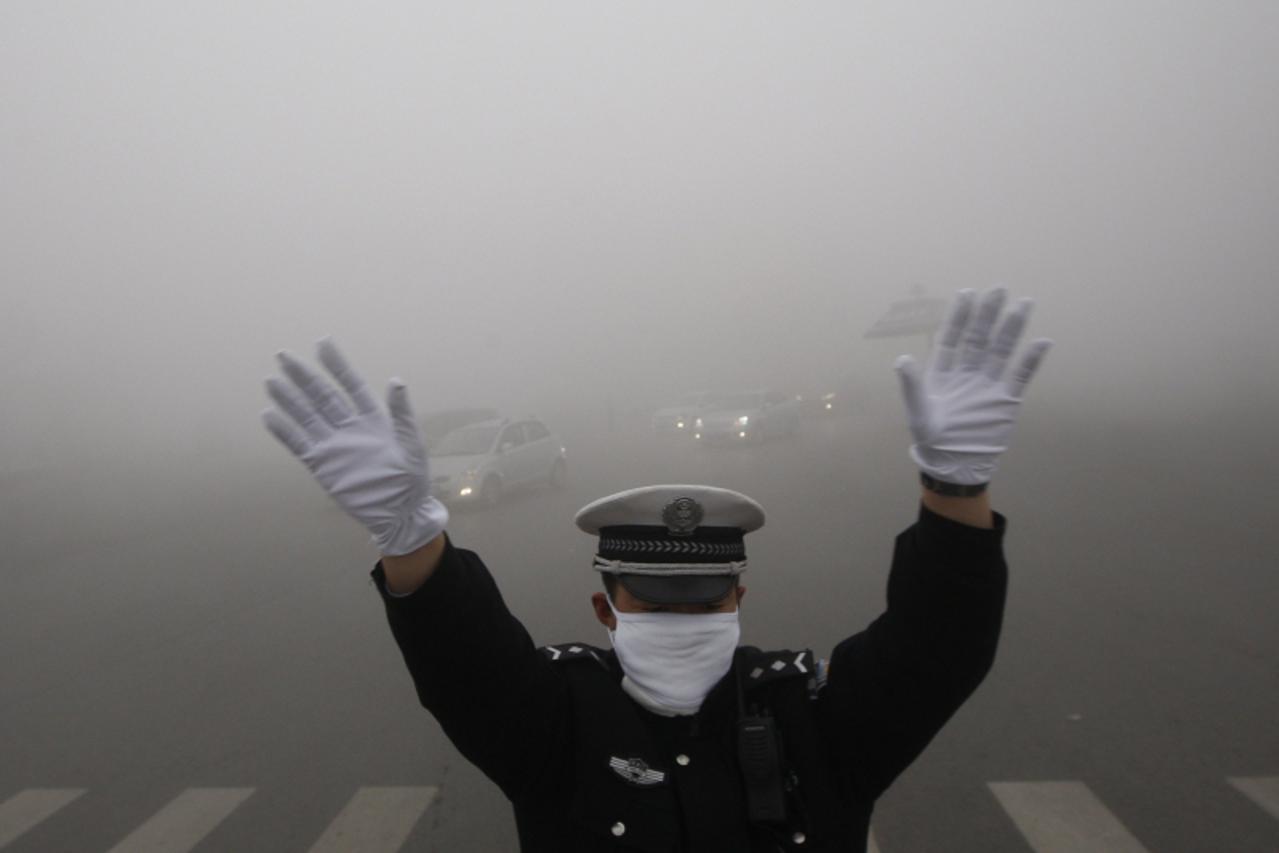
[[371, 505, 1008, 852]]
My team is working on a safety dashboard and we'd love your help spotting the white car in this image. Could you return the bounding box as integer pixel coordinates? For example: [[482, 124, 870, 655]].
[[419, 406, 501, 451], [692, 390, 801, 444], [430, 418, 567, 507]]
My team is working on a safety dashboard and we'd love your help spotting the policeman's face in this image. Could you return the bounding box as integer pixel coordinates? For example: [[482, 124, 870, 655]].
[[590, 585, 745, 630]]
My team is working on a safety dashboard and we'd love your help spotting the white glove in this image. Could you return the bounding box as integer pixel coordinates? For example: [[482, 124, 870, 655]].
[[261, 339, 448, 556], [894, 288, 1053, 486]]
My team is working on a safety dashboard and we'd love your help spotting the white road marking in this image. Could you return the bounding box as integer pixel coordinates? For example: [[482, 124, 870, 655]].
[[305, 786, 439, 853], [988, 781, 1151, 853], [105, 788, 254, 853], [1228, 776, 1279, 821], [10, 775, 1276, 851], [0, 788, 84, 849]]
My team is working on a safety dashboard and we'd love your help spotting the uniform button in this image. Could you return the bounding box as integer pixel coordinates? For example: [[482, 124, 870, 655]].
[[611, 822, 626, 837], [676, 754, 691, 766], [792, 831, 806, 844]]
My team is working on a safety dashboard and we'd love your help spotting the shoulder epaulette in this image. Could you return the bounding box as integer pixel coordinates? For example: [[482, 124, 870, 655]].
[[539, 643, 608, 666], [739, 648, 818, 690]]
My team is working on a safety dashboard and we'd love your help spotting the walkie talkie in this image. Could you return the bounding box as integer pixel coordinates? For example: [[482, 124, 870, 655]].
[[737, 710, 787, 823]]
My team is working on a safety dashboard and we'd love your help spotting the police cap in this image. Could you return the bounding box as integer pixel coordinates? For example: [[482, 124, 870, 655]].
[[574, 484, 765, 605]]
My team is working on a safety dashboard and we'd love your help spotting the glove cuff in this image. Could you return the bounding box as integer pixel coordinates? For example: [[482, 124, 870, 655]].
[[908, 444, 998, 486], [372, 497, 451, 556]]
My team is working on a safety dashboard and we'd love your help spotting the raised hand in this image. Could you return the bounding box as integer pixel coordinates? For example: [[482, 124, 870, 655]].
[[894, 288, 1053, 487], [261, 339, 448, 556]]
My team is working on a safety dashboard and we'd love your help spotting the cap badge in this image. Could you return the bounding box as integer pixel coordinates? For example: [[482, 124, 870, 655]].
[[609, 756, 666, 787], [662, 497, 704, 537]]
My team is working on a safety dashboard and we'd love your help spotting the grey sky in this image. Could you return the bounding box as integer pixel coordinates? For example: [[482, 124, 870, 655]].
[[3, 1, 1277, 472]]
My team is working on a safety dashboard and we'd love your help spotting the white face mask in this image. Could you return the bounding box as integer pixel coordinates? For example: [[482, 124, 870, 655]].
[[607, 599, 741, 717]]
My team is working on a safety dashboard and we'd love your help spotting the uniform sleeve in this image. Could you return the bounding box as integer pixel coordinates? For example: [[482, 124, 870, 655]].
[[370, 535, 570, 801], [816, 504, 1008, 800]]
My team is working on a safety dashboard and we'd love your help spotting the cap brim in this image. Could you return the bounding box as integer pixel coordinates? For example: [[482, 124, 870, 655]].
[[575, 484, 765, 535], [618, 573, 737, 605]]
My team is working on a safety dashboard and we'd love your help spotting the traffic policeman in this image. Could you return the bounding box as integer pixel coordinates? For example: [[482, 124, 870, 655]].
[[262, 287, 1052, 851]]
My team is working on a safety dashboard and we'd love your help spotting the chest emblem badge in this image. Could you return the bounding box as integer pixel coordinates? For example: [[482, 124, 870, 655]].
[[609, 756, 667, 787]]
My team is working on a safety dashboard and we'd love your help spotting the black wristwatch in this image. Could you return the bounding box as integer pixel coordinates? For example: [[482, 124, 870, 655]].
[[919, 471, 988, 497]]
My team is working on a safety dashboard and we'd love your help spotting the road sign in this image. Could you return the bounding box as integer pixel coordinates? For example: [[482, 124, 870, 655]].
[[864, 295, 947, 339]]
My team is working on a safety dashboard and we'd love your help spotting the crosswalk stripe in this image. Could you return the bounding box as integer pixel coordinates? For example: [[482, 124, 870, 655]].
[[305, 787, 439, 853], [988, 781, 1151, 853], [104, 788, 254, 853], [0, 789, 85, 849], [1228, 776, 1279, 822], [8, 777, 1277, 851]]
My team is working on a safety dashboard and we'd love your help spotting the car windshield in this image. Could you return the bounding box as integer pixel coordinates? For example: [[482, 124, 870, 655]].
[[679, 393, 714, 407], [710, 394, 761, 411], [433, 426, 499, 456]]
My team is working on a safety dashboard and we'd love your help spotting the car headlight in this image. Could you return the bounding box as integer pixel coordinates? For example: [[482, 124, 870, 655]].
[[694, 418, 704, 428], [736, 415, 749, 426], [676, 420, 685, 429], [459, 487, 474, 497]]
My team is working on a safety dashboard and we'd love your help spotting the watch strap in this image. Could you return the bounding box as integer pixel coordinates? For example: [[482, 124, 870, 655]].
[[920, 471, 988, 497]]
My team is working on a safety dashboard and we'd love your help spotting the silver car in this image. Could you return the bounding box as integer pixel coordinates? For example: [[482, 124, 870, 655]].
[[430, 418, 567, 507], [651, 391, 721, 435], [692, 390, 801, 444]]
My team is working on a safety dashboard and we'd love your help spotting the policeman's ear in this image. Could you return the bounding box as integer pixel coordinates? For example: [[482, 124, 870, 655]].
[[590, 592, 616, 630], [735, 585, 746, 608]]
